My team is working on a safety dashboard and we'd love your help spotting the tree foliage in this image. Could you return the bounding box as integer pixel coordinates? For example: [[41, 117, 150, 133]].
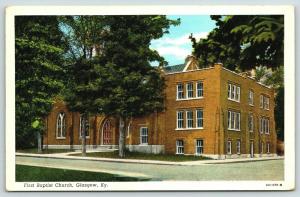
[[15, 16, 65, 148], [64, 15, 179, 157], [191, 15, 284, 71]]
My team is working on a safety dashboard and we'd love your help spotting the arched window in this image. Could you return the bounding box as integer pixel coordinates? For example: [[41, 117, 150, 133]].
[[56, 112, 66, 139]]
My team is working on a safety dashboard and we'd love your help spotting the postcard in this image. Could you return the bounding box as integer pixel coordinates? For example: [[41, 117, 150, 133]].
[[5, 5, 295, 191]]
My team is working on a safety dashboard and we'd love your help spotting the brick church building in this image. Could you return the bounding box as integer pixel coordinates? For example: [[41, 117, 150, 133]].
[[43, 56, 277, 159]]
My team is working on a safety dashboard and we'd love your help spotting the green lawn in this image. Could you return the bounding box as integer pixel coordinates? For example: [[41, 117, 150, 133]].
[[16, 148, 74, 154], [16, 165, 149, 182], [70, 151, 211, 162]]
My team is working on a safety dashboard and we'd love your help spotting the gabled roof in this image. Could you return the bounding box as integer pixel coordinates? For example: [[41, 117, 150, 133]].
[[163, 64, 185, 73]]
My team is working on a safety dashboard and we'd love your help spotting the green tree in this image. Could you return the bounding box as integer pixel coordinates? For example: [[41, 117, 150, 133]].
[[65, 15, 179, 157], [191, 15, 283, 71], [15, 16, 65, 150]]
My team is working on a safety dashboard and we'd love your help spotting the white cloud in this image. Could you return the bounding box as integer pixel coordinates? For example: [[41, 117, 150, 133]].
[[150, 32, 209, 61]]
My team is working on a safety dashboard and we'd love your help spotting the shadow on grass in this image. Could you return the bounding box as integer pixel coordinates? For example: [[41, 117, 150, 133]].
[[16, 165, 150, 182], [16, 148, 74, 154], [69, 150, 212, 162]]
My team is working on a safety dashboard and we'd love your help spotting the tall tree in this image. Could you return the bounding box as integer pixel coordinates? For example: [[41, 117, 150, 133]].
[[15, 16, 65, 150], [65, 15, 179, 157]]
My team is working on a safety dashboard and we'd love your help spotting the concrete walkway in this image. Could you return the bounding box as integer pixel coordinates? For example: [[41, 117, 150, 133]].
[[15, 152, 284, 166], [16, 155, 284, 181]]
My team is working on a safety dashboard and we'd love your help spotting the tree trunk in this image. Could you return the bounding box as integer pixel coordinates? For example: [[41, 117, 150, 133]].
[[118, 116, 127, 158], [37, 132, 42, 153], [82, 114, 87, 157]]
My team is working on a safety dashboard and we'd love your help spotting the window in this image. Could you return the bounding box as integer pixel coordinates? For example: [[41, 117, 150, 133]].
[[260, 117, 270, 134], [140, 127, 148, 144], [196, 139, 203, 155], [56, 112, 66, 139], [248, 114, 254, 132], [177, 111, 184, 129], [79, 115, 89, 138], [228, 83, 240, 102], [260, 142, 264, 154], [260, 95, 264, 108], [176, 140, 184, 154], [187, 82, 194, 98], [227, 141, 232, 154], [267, 143, 270, 154], [186, 110, 193, 128], [196, 109, 203, 128], [264, 97, 270, 110], [228, 110, 241, 131], [249, 90, 254, 105], [197, 81, 203, 97], [236, 140, 241, 155], [177, 83, 184, 99]]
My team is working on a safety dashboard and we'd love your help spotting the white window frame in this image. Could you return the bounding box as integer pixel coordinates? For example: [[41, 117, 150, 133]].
[[249, 90, 254, 106], [186, 82, 194, 98], [176, 140, 184, 154], [195, 139, 204, 155], [196, 109, 203, 128], [260, 117, 270, 134], [228, 83, 240, 102], [248, 114, 254, 132], [56, 112, 66, 139], [186, 110, 193, 128], [260, 142, 264, 154], [264, 97, 270, 110], [177, 83, 184, 100], [260, 95, 264, 108], [227, 140, 232, 154], [177, 111, 184, 129], [140, 127, 148, 145], [228, 110, 241, 131], [236, 140, 241, 155], [196, 81, 203, 98], [79, 115, 90, 139]]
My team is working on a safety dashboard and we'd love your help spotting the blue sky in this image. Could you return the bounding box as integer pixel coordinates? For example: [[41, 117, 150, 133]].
[[150, 15, 216, 66]]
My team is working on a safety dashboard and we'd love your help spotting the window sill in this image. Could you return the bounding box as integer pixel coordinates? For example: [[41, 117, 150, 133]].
[[79, 137, 90, 139], [176, 97, 203, 101], [228, 129, 240, 131], [56, 137, 66, 140], [139, 143, 148, 146], [176, 127, 204, 131], [249, 104, 254, 106], [176, 153, 184, 155], [228, 98, 240, 103]]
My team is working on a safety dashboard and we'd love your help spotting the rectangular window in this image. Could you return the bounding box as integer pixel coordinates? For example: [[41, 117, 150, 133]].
[[265, 97, 270, 110], [236, 140, 241, 155], [176, 140, 184, 154], [248, 114, 254, 132], [177, 111, 184, 129], [228, 83, 240, 102], [249, 90, 254, 105], [196, 139, 204, 155], [227, 141, 232, 154], [197, 81, 203, 97], [260, 95, 264, 108], [140, 127, 148, 144], [267, 143, 270, 153], [186, 110, 193, 128], [177, 83, 184, 99], [187, 82, 194, 98], [260, 117, 270, 134], [260, 142, 264, 154], [196, 109, 203, 128], [228, 110, 241, 131]]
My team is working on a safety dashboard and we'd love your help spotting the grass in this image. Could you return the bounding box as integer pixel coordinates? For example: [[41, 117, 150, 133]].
[[70, 151, 211, 162], [16, 165, 149, 182], [16, 148, 74, 154]]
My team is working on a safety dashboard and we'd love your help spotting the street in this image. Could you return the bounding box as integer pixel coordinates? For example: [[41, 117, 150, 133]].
[[16, 156, 284, 181]]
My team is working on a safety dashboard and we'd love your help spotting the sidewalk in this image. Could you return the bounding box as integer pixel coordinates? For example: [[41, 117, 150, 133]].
[[15, 152, 284, 166]]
